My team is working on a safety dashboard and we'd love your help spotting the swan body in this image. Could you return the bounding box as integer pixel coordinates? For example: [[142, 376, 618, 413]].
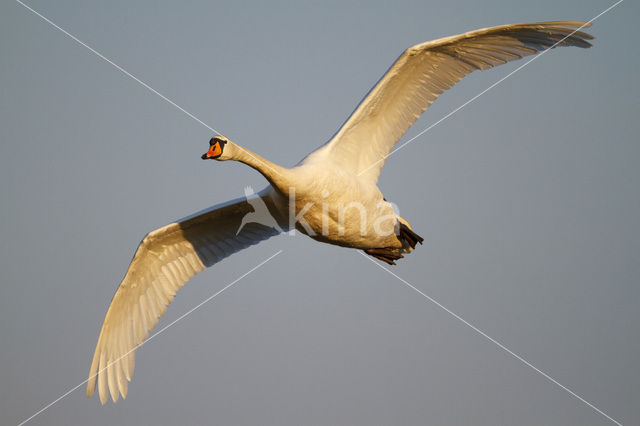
[[219, 140, 405, 250], [87, 21, 593, 403]]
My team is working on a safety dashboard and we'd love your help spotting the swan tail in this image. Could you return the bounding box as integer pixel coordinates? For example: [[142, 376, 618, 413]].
[[398, 222, 424, 251], [364, 220, 423, 265], [364, 248, 404, 265]]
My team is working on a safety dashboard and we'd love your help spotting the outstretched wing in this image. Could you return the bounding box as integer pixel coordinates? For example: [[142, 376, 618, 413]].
[[319, 21, 593, 182], [87, 189, 284, 403]]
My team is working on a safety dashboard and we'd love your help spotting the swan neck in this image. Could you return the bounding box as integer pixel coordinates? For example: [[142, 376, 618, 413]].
[[232, 144, 290, 189]]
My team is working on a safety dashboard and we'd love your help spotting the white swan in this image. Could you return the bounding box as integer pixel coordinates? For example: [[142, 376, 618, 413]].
[[87, 21, 593, 403]]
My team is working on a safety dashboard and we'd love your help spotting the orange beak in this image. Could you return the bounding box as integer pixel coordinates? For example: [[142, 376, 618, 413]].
[[202, 142, 222, 159]]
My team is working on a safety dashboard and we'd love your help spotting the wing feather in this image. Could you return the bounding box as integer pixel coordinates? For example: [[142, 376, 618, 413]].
[[87, 189, 284, 403], [316, 21, 593, 182]]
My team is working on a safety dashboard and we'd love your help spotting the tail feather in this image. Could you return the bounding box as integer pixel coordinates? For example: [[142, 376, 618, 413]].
[[399, 222, 424, 250], [364, 248, 404, 265], [364, 221, 423, 265]]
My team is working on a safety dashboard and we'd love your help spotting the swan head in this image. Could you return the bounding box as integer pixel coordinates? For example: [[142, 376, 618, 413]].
[[201, 135, 230, 160]]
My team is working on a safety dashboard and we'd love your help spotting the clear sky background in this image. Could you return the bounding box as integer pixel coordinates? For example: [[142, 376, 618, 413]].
[[1, 0, 638, 425]]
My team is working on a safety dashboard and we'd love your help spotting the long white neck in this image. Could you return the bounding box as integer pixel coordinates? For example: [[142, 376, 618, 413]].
[[228, 142, 292, 192]]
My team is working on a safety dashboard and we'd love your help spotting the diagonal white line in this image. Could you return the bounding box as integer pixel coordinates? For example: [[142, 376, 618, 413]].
[[14, 0, 283, 177], [17, 250, 283, 426], [14, 0, 220, 134], [359, 252, 622, 425], [357, 0, 624, 178]]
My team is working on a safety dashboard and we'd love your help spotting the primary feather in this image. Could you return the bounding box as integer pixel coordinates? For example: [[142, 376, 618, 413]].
[[316, 21, 592, 182], [87, 192, 282, 403]]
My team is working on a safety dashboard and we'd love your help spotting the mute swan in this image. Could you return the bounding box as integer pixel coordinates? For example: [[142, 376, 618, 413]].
[[88, 21, 593, 403]]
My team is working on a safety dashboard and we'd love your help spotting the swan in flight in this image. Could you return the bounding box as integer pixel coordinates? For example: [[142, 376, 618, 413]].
[[87, 21, 593, 403]]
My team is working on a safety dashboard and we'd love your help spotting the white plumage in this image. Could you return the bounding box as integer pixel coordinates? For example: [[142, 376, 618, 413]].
[[88, 21, 593, 403]]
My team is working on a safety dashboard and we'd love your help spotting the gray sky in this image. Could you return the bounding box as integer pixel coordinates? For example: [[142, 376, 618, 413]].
[[2, 0, 638, 425]]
